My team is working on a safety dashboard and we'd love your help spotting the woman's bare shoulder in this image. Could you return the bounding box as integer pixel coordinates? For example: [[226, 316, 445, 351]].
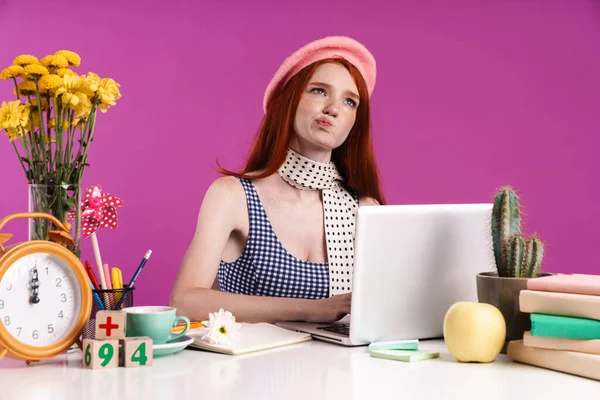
[[201, 173, 267, 223], [203, 176, 243, 199], [208, 175, 243, 193], [205, 169, 269, 195], [200, 176, 247, 221]]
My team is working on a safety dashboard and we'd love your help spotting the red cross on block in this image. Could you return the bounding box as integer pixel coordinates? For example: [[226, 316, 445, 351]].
[[95, 310, 126, 340], [99, 317, 119, 336]]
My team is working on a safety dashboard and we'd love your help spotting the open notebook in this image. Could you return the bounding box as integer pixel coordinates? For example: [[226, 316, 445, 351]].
[[186, 322, 312, 355]]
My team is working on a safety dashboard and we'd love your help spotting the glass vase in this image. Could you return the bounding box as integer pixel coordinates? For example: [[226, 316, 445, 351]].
[[28, 183, 82, 259]]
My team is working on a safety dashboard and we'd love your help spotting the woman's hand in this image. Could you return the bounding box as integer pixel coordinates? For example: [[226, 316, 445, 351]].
[[305, 292, 352, 323]]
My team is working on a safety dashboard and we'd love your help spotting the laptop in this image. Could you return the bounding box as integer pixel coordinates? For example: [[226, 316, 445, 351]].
[[276, 203, 496, 346]]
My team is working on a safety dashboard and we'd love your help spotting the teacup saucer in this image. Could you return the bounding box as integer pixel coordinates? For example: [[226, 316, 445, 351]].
[[153, 335, 194, 357]]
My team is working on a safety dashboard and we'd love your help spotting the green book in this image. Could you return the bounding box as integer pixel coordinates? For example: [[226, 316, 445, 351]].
[[531, 313, 600, 339], [370, 349, 439, 362]]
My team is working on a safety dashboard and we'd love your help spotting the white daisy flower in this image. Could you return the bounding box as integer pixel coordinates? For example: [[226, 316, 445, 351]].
[[199, 308, 242, 346]]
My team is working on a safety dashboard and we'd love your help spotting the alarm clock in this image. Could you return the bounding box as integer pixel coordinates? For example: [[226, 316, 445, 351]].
[[0, 212, 92, 363]]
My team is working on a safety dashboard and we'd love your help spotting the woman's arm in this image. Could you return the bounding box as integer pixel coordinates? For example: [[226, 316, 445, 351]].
[[169, 177, 349, 324]]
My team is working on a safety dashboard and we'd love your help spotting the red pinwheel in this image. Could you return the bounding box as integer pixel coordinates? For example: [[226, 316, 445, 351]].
[[69, 184, 124, 237], [69, 184, 124, 296]]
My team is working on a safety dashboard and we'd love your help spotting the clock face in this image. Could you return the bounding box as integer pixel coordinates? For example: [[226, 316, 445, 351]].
[[0, 252, 82, 347]]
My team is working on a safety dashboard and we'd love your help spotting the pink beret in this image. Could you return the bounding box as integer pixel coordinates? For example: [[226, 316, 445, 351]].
[[262, 36, 377, 113]]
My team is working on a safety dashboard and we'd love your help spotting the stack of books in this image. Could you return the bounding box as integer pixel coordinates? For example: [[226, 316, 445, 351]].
[[507, 273, 600, 381]]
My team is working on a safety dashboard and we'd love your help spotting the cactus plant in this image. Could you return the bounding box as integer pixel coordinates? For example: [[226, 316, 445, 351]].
[[507, 234, 525, 278], [523, 233, 544, 278], [491, 186, 521, 277], [491, 185, 545, 278]]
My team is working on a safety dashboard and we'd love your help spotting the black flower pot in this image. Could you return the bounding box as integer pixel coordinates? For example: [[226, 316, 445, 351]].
[[476, 271, 553, 348]]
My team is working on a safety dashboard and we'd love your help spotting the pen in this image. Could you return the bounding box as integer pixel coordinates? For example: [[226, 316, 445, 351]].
[[115, 250, 152, 309], [172, 321, 204, 333], [127, 250, 152, 288], [90, 279, 105, 310], [85, 260, 101, 291]]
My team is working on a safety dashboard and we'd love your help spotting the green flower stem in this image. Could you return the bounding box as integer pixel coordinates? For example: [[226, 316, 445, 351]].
[[65, 109, 75, 182], [60, 106, 71, 183], [33, 78, 48, 181], [77, 104, 97, 183], [45, 92, 54, 179], [25, 94, 42, 182], [19, 131, 36, 182], [59, 100, 69, 181], [53, 96, 63, 179], [69, 100, 97, 183], [12, 77, 19, 99], [11, 139, 27, 176], [33, 80, 50, 183]]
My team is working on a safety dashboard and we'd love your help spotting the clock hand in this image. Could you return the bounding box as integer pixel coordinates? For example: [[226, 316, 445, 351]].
[[29, 264, 40, 304]]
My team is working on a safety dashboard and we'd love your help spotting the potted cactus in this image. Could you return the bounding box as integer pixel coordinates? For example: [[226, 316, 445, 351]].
[[476, 185, 551, 343]]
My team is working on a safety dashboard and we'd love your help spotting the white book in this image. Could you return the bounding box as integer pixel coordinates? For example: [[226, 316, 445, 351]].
[[187, 322, 312, 355]]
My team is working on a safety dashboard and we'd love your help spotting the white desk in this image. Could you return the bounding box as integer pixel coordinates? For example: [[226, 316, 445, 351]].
[[0, 339, 598, 400]]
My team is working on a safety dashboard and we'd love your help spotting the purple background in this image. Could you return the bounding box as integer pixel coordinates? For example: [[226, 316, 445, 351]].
[[1, 0, 599, 307]]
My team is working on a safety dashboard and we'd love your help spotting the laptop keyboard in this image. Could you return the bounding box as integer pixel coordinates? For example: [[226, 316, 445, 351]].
[[317, 322, 350, 336]]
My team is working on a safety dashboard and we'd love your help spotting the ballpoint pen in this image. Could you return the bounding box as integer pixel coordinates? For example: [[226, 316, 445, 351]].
[[127, 250, 152, 288], [115, 250, 152, 309]]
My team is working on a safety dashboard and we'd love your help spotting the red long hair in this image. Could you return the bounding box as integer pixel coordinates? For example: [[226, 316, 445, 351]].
[[216, 57, 386, 205]]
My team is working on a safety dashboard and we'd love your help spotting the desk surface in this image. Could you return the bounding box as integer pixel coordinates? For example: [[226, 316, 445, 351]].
[[0, 339, 598, 400]]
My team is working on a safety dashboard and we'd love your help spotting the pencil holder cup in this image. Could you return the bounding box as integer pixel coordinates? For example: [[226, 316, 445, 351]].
[[83, 287, 135, 339]]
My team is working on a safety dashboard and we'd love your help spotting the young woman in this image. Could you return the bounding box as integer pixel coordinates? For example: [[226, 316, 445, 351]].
[[170, 36, 386, 324]]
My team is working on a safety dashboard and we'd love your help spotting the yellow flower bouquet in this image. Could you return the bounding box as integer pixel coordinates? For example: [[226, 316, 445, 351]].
[[1, 50, 121, 257]]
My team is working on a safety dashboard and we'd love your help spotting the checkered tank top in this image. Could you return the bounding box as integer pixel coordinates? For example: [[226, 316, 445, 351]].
[[217, 177, 359, 299]]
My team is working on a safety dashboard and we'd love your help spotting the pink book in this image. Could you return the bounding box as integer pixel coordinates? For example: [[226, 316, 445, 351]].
[[526, 273, 600, 296]]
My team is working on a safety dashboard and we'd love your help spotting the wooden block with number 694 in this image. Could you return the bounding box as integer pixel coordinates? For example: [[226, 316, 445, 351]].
[[123, 337, 153, 367], [82, 339, 119, 369]]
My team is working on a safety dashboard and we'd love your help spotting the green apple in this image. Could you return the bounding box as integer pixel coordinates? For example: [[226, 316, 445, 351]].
[[443, 301, 506, 363]]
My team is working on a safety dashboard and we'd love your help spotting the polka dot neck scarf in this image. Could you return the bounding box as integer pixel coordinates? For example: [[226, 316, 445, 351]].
[[277, 148, 358, 296]]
